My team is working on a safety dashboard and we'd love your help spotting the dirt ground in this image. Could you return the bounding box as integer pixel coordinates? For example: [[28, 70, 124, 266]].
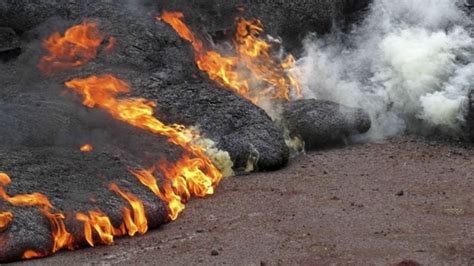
[[16, 136, 474, 265]]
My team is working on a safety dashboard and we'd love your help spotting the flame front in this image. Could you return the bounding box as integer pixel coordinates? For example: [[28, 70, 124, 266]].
[[64, 75, 223, 220], [76, 210, 124, 247], [109, 183, 148, 236], [159, 11, 302, 104]]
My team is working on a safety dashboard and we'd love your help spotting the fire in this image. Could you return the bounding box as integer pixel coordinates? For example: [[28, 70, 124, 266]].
[[64, 75, 223, 220], [76, 210, 124, 247], [38, 22, 103, 74], [75, 184, 148, 247], [0, 172, 74, 254], [0, 211, 13, 230], [159, 11, 302, 104], [16, 17, 229, 260], [109, 183, 148, 236], [130, 168, 184, 221], [80, 144, 94, 152]]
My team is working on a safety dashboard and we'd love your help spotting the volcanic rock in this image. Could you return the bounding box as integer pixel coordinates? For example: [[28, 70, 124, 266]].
[[282, 99, 371, 149], [0, 27, 20, 61]]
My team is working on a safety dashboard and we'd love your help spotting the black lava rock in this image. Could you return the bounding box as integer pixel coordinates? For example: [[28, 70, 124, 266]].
[[282, 99, 371, 149]]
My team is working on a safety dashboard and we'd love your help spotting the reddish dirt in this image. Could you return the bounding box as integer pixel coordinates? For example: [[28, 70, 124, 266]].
[[16, 136, 474, 265]]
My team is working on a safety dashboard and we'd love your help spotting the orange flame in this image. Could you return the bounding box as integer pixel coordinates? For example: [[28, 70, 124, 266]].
[[109, 183, 148, 236], [0, 211, 13, 230], [76, 210, 124, 247], [159, 11, 302, 104], [22, 250, 47, 260], [80, 144, 94, 152], [130, 168, 184, 221], [0, 172, 74, 254], [38, 22, 104, 74], [64, 75, 222, 220]]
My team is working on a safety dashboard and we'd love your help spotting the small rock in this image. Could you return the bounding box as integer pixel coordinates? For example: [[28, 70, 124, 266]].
[[211, 250, 219, 256], [396, 190, 404, 196]]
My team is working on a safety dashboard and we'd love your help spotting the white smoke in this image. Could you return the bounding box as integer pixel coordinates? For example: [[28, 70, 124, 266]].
[[297, 0, 474, 139]]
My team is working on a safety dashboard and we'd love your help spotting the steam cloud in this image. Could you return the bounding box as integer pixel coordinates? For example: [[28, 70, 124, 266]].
[[297, 0, 474, 139]]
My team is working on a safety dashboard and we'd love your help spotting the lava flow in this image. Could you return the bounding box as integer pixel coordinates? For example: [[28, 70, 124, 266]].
[[1, 20, 226, 261], [65, 74, 223, 220], [159, 11, 302, 104], [37, 21, 113, 74]]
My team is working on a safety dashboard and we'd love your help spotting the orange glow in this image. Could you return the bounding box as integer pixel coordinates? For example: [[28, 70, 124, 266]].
[[76, 210, 124, 247], [22, 250, 46, 260], [109, 183, 148, 236], [0, 172, 74, 255], [105, 36, 117, 54], [0, 211, 13, 230], [38, 22, 104, 74], [130, 167, 184, 221], [42, 211, 74, 253], [80, 144, 94, 152], [65, 75, 222, 221], [159, 11, 302, 104]]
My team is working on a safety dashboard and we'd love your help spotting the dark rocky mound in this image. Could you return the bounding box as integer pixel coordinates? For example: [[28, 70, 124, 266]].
[[282, 99, 371, 149]]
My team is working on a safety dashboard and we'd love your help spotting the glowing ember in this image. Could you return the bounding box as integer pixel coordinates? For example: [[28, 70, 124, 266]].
[[80, 144, 94, 152], [0, 172, 74, 254], [22, 250, 46, 260], [64, 74, 223, 221], [159, 11, 302, 104], [0, 211, 13, 230], [38, 22, 103, 74]]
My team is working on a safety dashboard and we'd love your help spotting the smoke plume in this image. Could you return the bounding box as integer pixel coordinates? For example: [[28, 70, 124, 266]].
[[297, 0, 474, 139]]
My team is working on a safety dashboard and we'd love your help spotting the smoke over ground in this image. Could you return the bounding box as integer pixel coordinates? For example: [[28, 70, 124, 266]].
[[298, 0, 474, 139]]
